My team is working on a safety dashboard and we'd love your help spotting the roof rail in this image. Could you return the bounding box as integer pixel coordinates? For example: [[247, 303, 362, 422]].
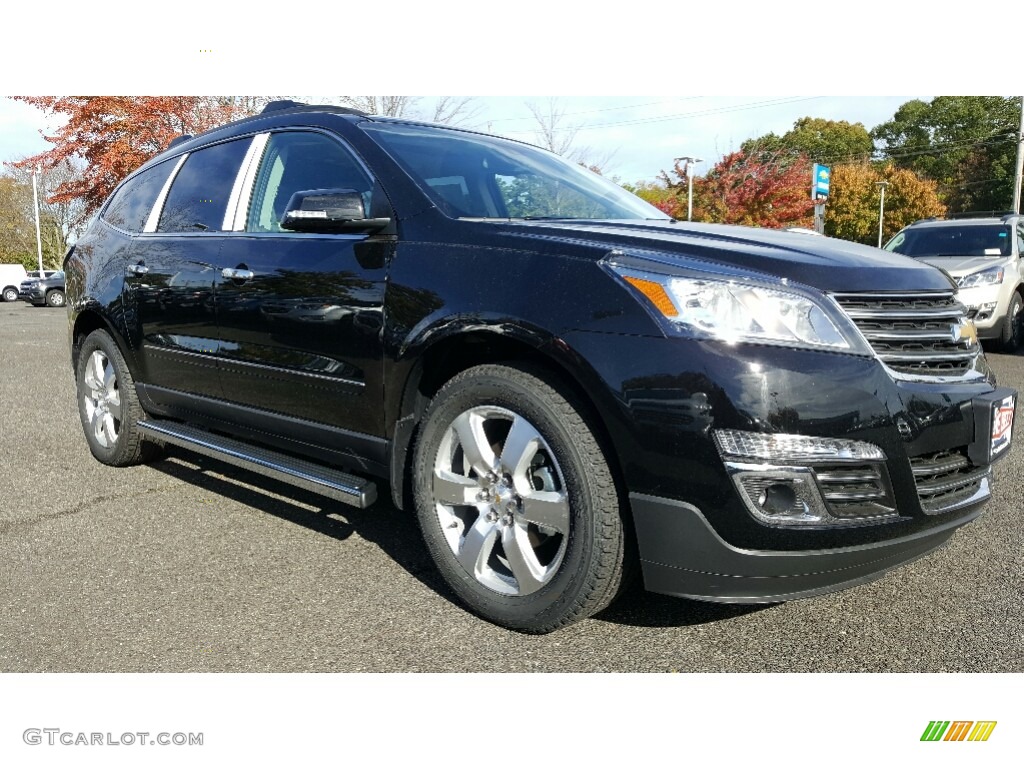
[[166, 134, 193, 150], [911, 217, 938, 225], [947, 210, 1016, 220], [260, 100, 366, 117]]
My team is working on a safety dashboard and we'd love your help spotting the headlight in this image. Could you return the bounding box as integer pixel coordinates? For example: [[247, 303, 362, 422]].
[[958, 266, 1004, 289], [605, 254, 869, 353]]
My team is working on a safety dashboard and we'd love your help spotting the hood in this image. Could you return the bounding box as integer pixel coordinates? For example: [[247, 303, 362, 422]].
[[918, 255, 1006, 278], [491, 220, 955, 294]]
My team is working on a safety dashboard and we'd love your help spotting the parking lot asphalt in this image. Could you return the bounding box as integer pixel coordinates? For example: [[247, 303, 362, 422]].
[[1, 300, 1022, 673]]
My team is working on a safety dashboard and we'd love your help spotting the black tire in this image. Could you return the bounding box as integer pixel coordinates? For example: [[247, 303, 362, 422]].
[[75, 329, 161, 466], [45, 289, 65, 308], [998, 292, 1023, 352], [413, 363, 629, 633], [2, 287, 17, 302]]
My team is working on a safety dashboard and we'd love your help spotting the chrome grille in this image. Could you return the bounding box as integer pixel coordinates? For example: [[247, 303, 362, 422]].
[[910, 449, 991, 514], [813, 463, 896, 519], [833, 292, 979, 376]]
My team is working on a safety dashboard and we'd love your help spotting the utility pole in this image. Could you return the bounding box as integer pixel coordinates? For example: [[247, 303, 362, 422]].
[[1013, 96, 1024, 214], [876, 181, 889, 248], [31, 165, 44, 274], [674, 156, 703, 221]]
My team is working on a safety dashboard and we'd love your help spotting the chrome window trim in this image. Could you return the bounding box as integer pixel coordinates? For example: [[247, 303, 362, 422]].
[[227, 133, 270, 232], [143, 154, 189, 234]]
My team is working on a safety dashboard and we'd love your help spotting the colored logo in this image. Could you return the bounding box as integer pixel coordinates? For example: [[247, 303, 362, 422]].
[[920, 721, 997, 742]]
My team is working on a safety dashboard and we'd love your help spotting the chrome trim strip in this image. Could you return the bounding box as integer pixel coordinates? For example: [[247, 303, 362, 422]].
[[919, 472, 991, 516], [231, 132, 270, 231], [138, 420, 376, 508], [221, 136, 259, 232], [143, 153, 189, 233]]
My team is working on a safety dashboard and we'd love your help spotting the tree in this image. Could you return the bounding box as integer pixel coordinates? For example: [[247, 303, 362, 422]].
[[871, 96, 1021, 213], [334, 96, 481, 126], [0, 174, 65, 269], [824, 163, 945, 245], [742, 117, 874, 166], [525, 97, 615, 172], [9, 96, 260, 219], [660, 150, 816, 228]]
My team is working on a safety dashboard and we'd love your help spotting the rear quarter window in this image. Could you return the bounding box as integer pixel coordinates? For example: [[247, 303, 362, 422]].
[[102, 160, 177, 233]]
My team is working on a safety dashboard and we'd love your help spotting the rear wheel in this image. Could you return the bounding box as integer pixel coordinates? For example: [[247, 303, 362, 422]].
[[2, 287, 17, 302], [75, 329, 160, 466], [413, 364, 629, 633]]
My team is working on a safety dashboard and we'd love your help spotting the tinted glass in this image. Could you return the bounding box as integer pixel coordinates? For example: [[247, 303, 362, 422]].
[[885, 224, 1013, 258], [102, 160, 176, 232], [361, 122, 667, 221], [246, 132, 373, 233], [158, 139, 251, 233]]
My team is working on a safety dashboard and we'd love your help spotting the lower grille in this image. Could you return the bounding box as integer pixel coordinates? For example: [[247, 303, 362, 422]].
[[813, 463, 896, 519], [832, 292, 979, 377], [911, 449, 991, 514]]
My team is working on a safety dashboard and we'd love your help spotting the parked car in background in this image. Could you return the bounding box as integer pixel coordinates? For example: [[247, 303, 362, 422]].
[[19, 271, 66, 307], [1, 264, 29, 302], [884, 212, 1024, 351], [65, 102, 1017, 633]]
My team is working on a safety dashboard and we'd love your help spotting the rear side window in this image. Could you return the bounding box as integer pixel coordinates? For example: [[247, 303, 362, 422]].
[[102, 160, 176, 233], [158, 139, 250, 233]]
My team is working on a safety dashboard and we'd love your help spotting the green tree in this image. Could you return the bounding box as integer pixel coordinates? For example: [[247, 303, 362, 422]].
[[825, 163, 945, 245], [0, 174, 66, 269], [742, 117, 874, 165], [871, 96, 1021, 213]]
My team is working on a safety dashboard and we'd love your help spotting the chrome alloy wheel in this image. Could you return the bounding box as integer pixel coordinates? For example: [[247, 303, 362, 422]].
[[82, 350, 122, 448], [432, 406, 571, 596]]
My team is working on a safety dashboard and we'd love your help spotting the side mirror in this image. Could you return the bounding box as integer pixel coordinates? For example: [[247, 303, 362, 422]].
[[280, 189, 390, 234]]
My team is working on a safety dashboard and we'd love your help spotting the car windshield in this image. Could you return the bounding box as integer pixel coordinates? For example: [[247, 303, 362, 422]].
[[361, 122, 669, 221], [884, 224, 1012, 258]]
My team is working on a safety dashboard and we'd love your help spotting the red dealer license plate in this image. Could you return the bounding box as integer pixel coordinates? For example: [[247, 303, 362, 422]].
[[991, 395, 1015, 458]]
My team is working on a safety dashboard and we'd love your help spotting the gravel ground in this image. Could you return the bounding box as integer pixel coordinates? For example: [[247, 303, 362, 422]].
[[1, 300, 1022, 672]]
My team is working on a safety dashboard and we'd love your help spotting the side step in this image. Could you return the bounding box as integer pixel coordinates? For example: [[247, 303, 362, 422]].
[[138, 419, 377, 508]]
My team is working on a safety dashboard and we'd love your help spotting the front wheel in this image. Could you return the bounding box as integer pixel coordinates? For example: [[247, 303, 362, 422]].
[[2, 287, 17, 302], [413, 364, 629, 633], [998, 292, 1023, 352], [46, 289, 66, 307]]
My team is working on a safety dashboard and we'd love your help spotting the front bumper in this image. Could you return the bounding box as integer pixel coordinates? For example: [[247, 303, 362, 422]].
[[959, 282, 1015, 337], [631, 493, 979, 602]]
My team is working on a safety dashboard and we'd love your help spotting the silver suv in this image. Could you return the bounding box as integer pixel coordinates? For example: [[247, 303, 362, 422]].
[[884, 212, 1024, 351]]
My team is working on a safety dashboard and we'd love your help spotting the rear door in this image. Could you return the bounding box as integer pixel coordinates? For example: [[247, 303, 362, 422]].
[[125, 138, 252, 402]]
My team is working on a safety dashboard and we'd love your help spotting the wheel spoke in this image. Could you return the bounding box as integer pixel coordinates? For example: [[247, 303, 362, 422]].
[[107, 387, 122, 419], [101, 412, 118, 445], [457, 515, 499, 575], [452, 411, 497, 477], [500, 416, 541, 483], [433, 469, 479, 506], [502, 525, 547, 594], [520, 490, 570, 534], [91, 410, 108, 447], [84, 353, 104, 393], [102, 360, 116, 391]]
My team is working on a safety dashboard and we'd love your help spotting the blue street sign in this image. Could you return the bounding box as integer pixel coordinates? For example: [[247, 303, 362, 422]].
[[813, 164, 831, 198]]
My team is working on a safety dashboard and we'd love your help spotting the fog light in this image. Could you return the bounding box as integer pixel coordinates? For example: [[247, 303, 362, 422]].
[[760, 483, 797, 515], [729, 464, 831, 525]]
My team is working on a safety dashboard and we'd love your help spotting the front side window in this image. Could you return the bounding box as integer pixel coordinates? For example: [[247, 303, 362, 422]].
[[361, 122, 668, 221], [246, 132, 373, 233], [157, 139, 251, 233], [102, 160, 176, 233]]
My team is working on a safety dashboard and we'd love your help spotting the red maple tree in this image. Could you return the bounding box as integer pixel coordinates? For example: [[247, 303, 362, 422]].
[[10, 97, 255, 219]]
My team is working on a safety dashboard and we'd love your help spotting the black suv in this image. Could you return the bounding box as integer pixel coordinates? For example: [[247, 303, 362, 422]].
[[20, 270, 66, 307], [66, 102, 1017, 632]]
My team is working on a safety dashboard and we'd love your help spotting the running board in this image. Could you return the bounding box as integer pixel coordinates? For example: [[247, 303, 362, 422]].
[[138, 419, 377, 508]]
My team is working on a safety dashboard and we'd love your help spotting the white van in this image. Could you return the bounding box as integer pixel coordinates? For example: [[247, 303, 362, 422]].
[[1, 264, 29, 302]]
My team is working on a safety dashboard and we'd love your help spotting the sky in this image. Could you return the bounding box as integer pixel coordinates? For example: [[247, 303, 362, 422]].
[[0, 95, 927, 184]]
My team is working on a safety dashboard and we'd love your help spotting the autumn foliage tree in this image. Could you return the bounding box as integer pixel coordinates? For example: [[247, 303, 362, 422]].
[[825, 163, 945, 244], [658, 151, 816, 228], [9, 97, 263, 220]]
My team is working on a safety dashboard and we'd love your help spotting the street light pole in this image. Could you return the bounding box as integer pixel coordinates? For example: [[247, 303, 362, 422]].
[[1012, 95, 1024, 214], [31, 165, 44, 274], [876, 181, 889, 248], [674, 156, 703, 221]]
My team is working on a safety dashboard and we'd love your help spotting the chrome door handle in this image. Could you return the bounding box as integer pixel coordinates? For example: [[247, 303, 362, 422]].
[[128, 263, 149, 275], [222, 268, 255, 281]]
